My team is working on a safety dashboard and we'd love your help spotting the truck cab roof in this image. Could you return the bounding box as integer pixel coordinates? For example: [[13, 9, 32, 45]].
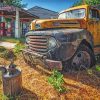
[[59, 5, 89, 14], [59, 4, 100, 14]]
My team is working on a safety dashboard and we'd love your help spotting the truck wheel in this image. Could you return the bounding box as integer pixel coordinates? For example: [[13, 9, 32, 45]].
[[71, 44, 95, 70], [62, 44, 95, 71]]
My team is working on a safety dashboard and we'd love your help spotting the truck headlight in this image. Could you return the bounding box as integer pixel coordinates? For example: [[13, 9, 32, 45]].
[[35, 24, 41, 29], [48, 37, 57, 50]]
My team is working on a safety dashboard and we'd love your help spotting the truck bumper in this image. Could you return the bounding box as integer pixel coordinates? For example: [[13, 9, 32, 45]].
[[22, 49, 62, 70]]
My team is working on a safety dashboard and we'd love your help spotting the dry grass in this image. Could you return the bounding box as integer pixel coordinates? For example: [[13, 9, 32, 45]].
[[0, 54, 100, 100]]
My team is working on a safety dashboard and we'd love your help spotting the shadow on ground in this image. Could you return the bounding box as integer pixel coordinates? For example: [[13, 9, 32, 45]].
[[29, 61, 100, 90], [17, 87, 39, 100], [63, 67, 100, 90]]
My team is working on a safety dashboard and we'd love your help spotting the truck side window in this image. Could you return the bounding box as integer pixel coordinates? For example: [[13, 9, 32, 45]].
[[89, 9, 100, 20]]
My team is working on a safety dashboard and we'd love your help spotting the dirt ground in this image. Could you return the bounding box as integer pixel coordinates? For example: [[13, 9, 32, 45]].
[[0, 54, 100, 100]]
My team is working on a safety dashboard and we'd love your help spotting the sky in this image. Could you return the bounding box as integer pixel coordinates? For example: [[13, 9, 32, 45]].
[[22, 0, 78, 12]]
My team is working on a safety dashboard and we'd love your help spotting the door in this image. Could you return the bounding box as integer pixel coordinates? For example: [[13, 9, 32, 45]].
[[88, 8, 100, 54]]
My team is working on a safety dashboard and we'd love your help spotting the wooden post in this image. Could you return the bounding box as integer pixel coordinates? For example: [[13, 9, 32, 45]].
[[15, 8, 21, 38], [2, 69, 22, 97]]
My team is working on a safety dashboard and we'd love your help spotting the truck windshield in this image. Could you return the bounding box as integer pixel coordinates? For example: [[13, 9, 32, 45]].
[[58, 8, 85, 19]]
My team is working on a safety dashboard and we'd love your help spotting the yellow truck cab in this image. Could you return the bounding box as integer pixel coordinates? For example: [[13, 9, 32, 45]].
[[23, 5, 100, 71]]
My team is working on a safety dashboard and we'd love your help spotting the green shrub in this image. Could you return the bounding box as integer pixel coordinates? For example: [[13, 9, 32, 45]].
[[0, 46, 7, 58], [96, 66, 100, 71], [1, 95, 9, 100], [0, 37, 25, 43], [48, 69, 67, 93], [0, 50, 16, 60], [0, 46, 6, 52], [13, 43, 25, 54]]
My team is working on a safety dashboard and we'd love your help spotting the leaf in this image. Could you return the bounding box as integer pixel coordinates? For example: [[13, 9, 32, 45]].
[[4, 0, 27, 8], [47, 69, 66, 93], [96, 66, 100, 71]]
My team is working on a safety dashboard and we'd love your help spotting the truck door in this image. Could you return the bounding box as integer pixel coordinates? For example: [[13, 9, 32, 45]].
[[88, 8, 100, 54]]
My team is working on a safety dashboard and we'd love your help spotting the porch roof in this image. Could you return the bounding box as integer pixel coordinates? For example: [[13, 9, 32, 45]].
[[0, 3, 39, 19]]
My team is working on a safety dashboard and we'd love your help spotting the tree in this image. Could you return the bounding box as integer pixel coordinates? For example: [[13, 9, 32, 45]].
[[73, 0, 100, 6], [3, 0, 27, 8]]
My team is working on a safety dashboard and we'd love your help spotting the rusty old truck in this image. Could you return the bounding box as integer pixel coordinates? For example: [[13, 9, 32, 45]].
[[23, 5, 100, 71]]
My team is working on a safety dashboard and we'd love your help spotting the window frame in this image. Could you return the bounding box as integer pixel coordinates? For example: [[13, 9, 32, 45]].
[[58, 8, 86, 19], [89, 8, 100, 20]]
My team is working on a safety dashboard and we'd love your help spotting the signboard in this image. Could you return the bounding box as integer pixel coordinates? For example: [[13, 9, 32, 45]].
[[0, 5, 16, 12]]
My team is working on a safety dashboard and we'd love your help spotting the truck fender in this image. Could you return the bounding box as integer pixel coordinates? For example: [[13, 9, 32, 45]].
[[59, 30, 94, 61]]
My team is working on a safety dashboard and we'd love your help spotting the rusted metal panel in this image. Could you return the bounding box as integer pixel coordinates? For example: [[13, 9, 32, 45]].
[[58, 42, 78, 61], [45, 59, 62, 70], [24, 28, 94, 69], [22, 50, 62, 70]]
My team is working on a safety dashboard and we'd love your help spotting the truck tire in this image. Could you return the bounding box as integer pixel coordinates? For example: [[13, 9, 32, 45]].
[[63, 44, 96, 71]]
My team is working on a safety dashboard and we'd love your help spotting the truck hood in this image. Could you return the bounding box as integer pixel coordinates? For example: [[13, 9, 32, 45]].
[[30, 19, 86, 30]]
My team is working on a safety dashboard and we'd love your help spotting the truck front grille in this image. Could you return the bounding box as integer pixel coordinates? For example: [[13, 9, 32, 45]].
[[27, 35, 48, 55]]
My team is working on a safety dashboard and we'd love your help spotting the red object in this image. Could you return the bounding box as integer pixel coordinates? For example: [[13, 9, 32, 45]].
[[20, 19, 30, 22], [0, 22, 5, 36], [0, 22, 5, 28], [7, 28, 11, 32], [0, 29, 5, 36]]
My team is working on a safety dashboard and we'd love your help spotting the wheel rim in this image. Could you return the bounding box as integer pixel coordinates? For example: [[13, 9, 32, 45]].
[[72, 51, 91, 70]]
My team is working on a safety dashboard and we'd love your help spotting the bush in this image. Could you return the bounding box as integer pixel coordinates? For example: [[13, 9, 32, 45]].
[[96, 66, 100, 71], [0, 49, 16, 60], [0, 46, 7, 58], [13, 42, 25, 54], [0, 46, 6, 52], [48, 69, 67, 93], [0, 37, 25, 43]]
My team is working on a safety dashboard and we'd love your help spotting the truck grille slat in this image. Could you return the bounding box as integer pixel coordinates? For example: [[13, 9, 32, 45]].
[[29, 39, 47, 42], [29, 36, 47, 39], [29, 42, 47, 46], [29, 44, 47, 49]]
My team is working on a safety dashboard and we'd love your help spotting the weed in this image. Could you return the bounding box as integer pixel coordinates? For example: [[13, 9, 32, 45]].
[[0, 50, 16, 60], [0, 46, 6, 52], [13, 43, 25, 54], [48, 69, 67, 93], [96, 65, 100, 71], [1, 95, 9, 100], [0, 37, 25, 43]]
